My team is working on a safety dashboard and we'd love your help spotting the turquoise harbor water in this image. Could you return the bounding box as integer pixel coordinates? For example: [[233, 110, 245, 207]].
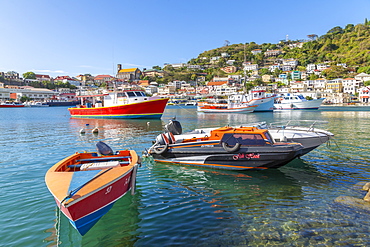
[[1, 105, 370, 246]]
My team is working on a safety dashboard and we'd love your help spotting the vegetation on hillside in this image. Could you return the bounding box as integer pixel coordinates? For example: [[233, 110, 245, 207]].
[[144, 19, 370, 84]]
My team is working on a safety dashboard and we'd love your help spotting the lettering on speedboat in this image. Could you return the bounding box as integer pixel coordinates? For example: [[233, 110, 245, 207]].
[[233, 153, 260, 160], [201, 145, 214, 147]]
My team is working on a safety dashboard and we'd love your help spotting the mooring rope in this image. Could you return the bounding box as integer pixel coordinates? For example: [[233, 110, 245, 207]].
[[56, 203, 62, 247], [329, 138, 351, 161]]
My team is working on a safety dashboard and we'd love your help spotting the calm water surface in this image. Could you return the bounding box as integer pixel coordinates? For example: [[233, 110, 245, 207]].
[[1, 105, 370, 246]]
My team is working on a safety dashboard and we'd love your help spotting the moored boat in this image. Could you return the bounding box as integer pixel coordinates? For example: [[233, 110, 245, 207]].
[[0, 102, 25, 108], [274, 94, 324, 110], [228, 89, 274, 112], [68, 89, 169, 119], [164, 119, 334, 157], [197, 102, 257, 113], [45, 141, 139, 235], [147, 120, 303, 170], [24, 101, 49, 107]]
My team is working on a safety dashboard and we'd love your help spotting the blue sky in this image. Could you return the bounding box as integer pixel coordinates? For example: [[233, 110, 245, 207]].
[[1, 0, 369, 78]]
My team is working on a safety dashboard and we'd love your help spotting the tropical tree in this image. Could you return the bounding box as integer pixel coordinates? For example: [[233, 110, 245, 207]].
[[23, 71, 36, 79]]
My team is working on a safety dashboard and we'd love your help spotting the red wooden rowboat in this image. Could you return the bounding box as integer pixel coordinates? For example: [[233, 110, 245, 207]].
[[45, 141, 139, 235]]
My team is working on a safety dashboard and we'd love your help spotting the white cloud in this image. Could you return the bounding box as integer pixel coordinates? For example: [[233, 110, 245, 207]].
[[33, 69, 68, 74]]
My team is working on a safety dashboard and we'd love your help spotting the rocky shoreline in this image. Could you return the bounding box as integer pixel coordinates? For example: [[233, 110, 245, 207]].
[[335, 182, 370, 211]]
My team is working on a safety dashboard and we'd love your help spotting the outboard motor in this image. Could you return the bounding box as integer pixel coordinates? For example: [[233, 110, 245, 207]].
[[165, 119, 182, 135], [96, 141, 114, 155]]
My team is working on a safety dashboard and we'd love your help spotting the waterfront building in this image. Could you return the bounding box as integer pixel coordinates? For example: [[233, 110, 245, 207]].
[[289, 81, 307, 93], [325, 79, 343, 93], [342, 78, 362, 95], [313, 79, 327, 91], [359, 86, 370, 103], [157, 85, 176, 95], [0, 86, 57, 102], [206, 81, 236, 96]]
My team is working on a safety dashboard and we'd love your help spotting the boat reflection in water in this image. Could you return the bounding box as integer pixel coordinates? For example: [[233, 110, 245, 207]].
[[46, 189, 141, 246], [142, 158, 328, 246], [69, 118, 164, 140]]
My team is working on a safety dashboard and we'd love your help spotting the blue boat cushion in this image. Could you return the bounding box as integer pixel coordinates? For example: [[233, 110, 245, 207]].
[[221, 133, 266, 146]]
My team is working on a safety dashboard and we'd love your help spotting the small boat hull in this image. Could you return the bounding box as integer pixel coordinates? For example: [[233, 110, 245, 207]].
[[148, 124, 304, 171], [68, 98, 168, 119], [151, 144, 302, 170], [55, 170, 133, 235], [45, 148, 139, 235], [274, 97, 324, 110], [0, 104, 24, 108], [197, 104, 257, 113]]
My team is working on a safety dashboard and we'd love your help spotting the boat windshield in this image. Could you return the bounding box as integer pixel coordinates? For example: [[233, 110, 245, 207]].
[[126, 91, 146, 97], [221, 133, 267, 146]]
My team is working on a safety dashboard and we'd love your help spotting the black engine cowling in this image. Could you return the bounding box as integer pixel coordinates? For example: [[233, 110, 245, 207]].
[[165, 119, 182, 135]]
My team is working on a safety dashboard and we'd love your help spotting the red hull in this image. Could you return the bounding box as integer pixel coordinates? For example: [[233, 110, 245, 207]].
[[57, 170, 133, 221], [68, 98, 168, 118], [0, 105, 24, 108]]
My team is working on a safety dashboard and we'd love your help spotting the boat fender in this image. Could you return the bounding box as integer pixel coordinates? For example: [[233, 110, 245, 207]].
[[153, 144, 168, 155], [221, 142, 241, 153]]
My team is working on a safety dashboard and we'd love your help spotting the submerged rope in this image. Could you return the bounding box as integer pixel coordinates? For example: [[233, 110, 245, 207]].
[[329, 138, 351, 161], [56, 204, 62, 247]]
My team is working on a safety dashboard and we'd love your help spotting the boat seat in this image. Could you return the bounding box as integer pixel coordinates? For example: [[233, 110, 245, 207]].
[[68, 160, 130, 170], [76, 156, 131, 163]]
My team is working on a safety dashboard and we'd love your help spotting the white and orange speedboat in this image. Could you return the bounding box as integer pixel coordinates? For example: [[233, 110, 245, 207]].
[[45, 141, 139, 235], [147, 120, 303, 171]]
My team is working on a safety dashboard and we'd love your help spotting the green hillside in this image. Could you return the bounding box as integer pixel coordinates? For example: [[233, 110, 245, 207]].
[[190, 20, 370, 69]]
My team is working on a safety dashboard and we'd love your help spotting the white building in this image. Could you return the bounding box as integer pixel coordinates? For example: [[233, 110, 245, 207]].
[[282, 59, 298, 67], [342, 78, 362, 94], [355, 72, 370, 82], [313, 78, 327, 91], [269, 64, 281, 72], [306, 64, 316, 71], [244, 64, 258, 71], [359, 86, 370, 103]]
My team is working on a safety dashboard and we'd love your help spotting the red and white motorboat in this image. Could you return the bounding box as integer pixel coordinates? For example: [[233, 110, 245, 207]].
[[68, 89, 168, 119]]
